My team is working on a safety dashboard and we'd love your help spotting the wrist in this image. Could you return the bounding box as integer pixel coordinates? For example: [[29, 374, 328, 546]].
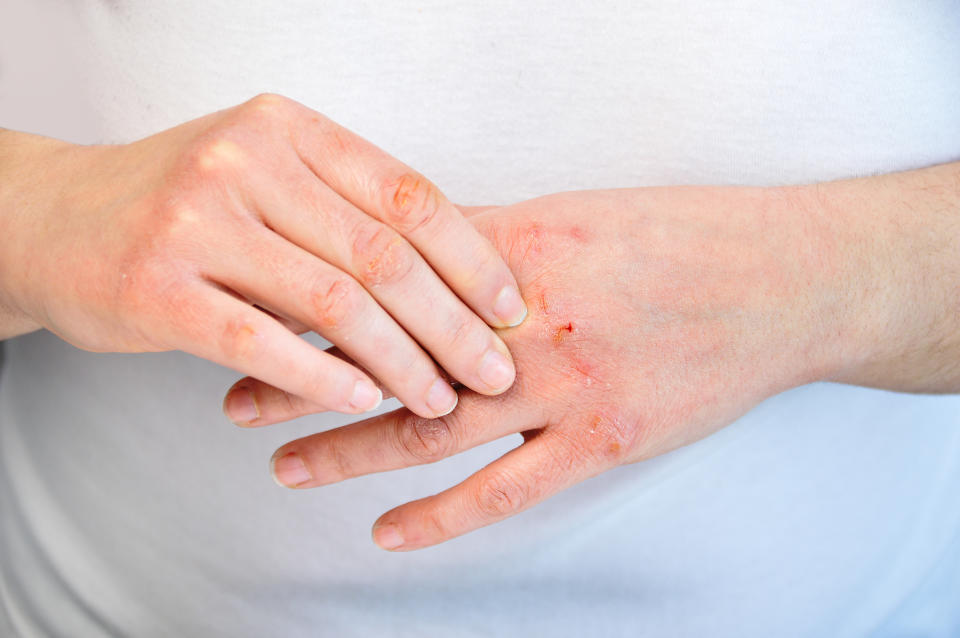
[[792, 164, 960, 392], [0, 130, 79, 337], [742, 184, 856, 391]]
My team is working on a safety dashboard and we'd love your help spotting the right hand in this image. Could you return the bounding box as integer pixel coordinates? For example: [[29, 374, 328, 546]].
[[0, 94, 527, 418]]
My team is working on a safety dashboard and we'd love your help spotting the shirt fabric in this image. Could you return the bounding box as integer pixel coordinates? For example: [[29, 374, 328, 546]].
[[1, 1, 960, 636]]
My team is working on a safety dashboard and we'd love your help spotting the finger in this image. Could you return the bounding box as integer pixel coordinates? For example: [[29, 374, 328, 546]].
[[287, 107, 528, 328], [248, 162, 517, 397], [268, 389, 541, 488], [225, 378, 323, 428], [226, 348, 397, 428], [370, 427, 609, 551], [208, 226, 460, 420], [170, 281, 383, 415], [226, 346, 466, 427]]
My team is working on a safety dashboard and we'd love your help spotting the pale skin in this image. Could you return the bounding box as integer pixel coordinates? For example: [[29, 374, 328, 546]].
[[0, 94, 529, 420], [2, 97, 959, 552], [237, 162, 960, 551]]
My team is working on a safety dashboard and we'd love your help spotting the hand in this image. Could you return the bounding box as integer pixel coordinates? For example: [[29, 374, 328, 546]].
[[0, 94, 527, 418], [250, 185, 850, 549]]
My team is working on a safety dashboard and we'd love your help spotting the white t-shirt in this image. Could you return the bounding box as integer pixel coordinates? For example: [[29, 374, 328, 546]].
[[2, 1, 960, 636]]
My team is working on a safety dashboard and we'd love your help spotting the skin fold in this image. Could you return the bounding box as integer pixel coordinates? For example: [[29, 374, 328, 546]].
[[0, 95, 529, 420], [245, 164, 960, 551]]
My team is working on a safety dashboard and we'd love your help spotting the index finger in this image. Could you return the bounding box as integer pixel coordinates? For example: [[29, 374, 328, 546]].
[[286, 106, 528, 329]]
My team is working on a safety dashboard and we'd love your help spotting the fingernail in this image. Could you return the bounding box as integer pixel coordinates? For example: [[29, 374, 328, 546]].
[[224, 386, 259, 425], [372, 523, 405, 550], [493, 286, 527, 327], [271, 452, 312, 488], [426, 378, 458, 416], [478, 350, 515, 392], [349, 380, 382, 412]]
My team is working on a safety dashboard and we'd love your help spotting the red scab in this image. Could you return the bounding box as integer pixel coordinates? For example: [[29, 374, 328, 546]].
[[552, 321, 574, 344], [565, 225, 589, 242]]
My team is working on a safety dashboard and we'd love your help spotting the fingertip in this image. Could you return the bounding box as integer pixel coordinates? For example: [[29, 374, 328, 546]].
[[424, 378, 459, 417], [372, 521, 406, 551], [348, 379, 383, 413], [492, 285, 528, 328], [477, 349, 516, 395], [223, 383, 260, 426], [270, 450, 313, 488]]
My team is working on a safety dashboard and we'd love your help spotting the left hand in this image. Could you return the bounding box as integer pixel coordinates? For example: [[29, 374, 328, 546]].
[[235, 185, 852, 550]]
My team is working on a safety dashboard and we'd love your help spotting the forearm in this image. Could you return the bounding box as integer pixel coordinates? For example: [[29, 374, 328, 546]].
[[0, 128, 72, 340], [809, 161, 960, 393]]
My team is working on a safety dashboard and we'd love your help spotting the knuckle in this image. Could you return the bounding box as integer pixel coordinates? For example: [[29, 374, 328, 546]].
[[351, 222, 416, 287], [184, 134, 249, 179], [419, 508, 452, 540], [309, 275, 362, 330], [474, 470, 528, 519], [380, 172, 443, 234], [219, 316, 262, 362], [577, 414, 634, 467], [395, 414, 456, 463], [154, 201, 205, 239], [244, 92, 292, 120]]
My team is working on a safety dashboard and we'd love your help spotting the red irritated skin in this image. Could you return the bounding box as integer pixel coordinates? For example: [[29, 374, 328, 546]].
[[244, 163, 960, 550], [257, 185, 851, 550]]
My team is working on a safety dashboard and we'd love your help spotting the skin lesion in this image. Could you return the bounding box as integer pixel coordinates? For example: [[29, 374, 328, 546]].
[[311, 277, 356, 329], [387, 173, 441, 231], [565, 225, 589, 242], [362, 234, 410, 286], [220, 318, 260, 361], [392, 174, 422, 212], [584, 414, 632, 464], [506, 221, 546, 265], [535, 292, 549, 316], [571, 356, 599, 388], [552, 321, 574, 344]]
